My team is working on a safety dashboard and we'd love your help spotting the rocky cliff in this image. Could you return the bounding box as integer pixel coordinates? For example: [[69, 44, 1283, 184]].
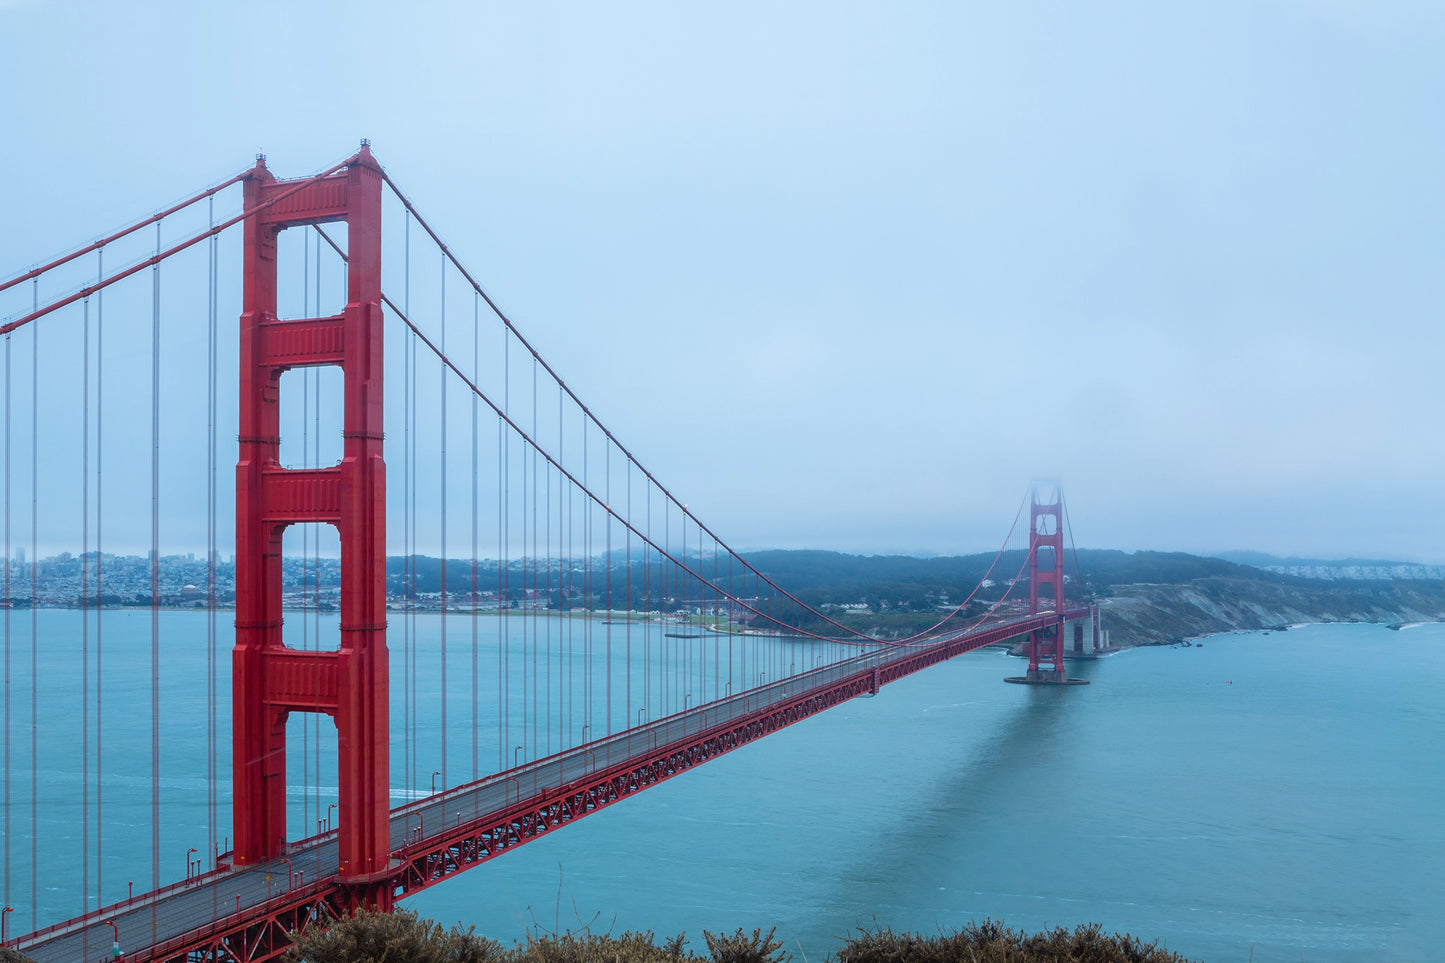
[[1097, 577, 1445, 647]]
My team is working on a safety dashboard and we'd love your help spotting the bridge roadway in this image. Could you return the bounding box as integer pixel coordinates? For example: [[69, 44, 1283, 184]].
[[14, 609, 1081, 963]]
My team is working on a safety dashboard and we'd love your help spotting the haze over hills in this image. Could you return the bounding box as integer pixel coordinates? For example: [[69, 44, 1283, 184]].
[[15, 546, 1444, 647], [1214, 550, 1445, 581]]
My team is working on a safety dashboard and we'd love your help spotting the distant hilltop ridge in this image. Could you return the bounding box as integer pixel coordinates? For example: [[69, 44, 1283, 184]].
[[5, 549, 1443, 646], [1215, 550, 1445, 582]]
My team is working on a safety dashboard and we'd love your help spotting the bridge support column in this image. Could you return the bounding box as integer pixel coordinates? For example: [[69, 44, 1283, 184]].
[[232, 145, 393, 886], [1005, 489, 1088, 686]]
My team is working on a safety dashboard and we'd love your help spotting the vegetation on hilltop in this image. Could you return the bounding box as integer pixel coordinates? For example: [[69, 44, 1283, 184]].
[[378, 547, 1445, 642], [742, 547, 1277, 600], [281, 909, 1198, 963]]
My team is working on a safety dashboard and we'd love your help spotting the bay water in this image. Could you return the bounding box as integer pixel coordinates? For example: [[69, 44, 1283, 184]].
[[3, 613, 1441, 962]]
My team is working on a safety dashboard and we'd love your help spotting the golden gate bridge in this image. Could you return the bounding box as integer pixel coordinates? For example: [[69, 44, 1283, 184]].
[[0, 145, 1094, 962]]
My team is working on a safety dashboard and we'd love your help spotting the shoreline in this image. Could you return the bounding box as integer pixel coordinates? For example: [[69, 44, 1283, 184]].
[[1138, 616, 1445, 649]]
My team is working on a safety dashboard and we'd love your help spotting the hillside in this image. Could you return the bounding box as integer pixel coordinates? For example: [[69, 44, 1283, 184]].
[[743, 548, 1445, 644], [1098, 576, 1445, 647], [372, 547, 1445, 645]]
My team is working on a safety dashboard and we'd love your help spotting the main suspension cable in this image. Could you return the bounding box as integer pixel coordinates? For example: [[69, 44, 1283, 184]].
[[380, 290, 1020, 651], [0, 172, 247, 297], [1, 156, 354, 337]]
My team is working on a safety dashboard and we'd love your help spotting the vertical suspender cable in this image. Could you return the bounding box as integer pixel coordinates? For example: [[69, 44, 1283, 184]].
[[582, 412, 589, 734], [402, 213, 411, 799], [409, 322, 418, 786], [207, 199, 218, 871], [604, 440, 611, 736], [313, 243, 323, 828], [708, 533, 715, 695], [82, 294, 91, 925], [2, 308, 9, 916], [29, 279, 37, 932], [96, 249, 104, 901], [625, 461, 631, 728], [560, 387, 569, 746], [502, 335, 509, 764], [728, 552, 733, 697], [679, 507, 686, 703], [520, 355, 528, 762], [544, 376, 551, 756], [471, 291, 478, 782], [439, 253, 448, 790], [645, 484, 650, 718], [530, 358, 537, 756], [497, 406, 504, 771], [663, 501, 670, 710], [150, 220, 161, 940], [709, 541, 715, 678], [302, 235, 311, 830]]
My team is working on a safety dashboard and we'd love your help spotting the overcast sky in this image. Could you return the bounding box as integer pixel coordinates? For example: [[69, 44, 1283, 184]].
[[1, 0, 1442, 562]]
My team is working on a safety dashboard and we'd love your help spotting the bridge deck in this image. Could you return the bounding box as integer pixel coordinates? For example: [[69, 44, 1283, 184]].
[[13, 610, 1082, 963]]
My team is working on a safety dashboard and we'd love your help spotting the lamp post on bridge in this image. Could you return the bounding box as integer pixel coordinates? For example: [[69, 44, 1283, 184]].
[[106, 919, 120, 960], [185, 848, 199, 880], [2, 906, 13, 945], [431, 770, 442, 795]]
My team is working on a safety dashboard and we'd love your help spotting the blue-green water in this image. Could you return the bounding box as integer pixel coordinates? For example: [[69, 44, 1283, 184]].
[[407, 621, 1445, 963], [4, 616, 1442, 961]]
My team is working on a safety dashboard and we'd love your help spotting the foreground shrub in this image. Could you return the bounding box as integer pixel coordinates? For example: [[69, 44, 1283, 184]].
[[515, 930, 691, 963], [0, 949, 36, 963], [835, 920, 1194, 963], [702, 927, 789, 963], [283, 910, 1198, 963], [284, 907, 503, 963]]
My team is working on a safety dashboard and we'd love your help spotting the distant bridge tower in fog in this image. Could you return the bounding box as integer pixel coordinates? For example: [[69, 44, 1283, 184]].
[[1006, 488, 1090, 685]]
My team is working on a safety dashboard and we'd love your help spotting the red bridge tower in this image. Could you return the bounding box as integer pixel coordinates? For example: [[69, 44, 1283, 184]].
[[231, 145, 393, 902], [1006, 488, 1088, 686]]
